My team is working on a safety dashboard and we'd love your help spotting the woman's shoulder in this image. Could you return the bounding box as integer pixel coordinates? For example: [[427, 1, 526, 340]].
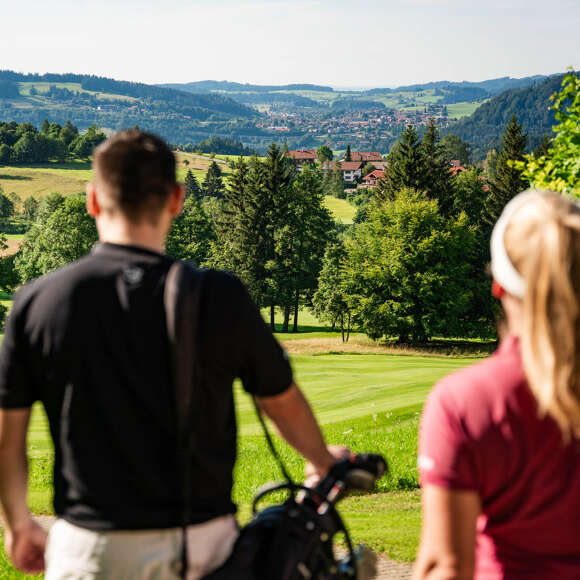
[[427, 336, 528, 426]]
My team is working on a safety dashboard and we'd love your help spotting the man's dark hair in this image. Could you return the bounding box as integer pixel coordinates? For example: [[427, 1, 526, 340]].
[[93, 130, 177, 222]]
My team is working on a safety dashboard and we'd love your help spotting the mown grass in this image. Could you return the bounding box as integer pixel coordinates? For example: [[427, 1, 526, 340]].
[[0, 351, 478, 576], [323, 196, 356, 223]]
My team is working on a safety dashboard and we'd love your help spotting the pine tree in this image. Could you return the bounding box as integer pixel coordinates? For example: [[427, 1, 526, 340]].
[[184, 169, 201, 200], [345, 144, 352, 162], [422, 119, 455, 216], [202, 161, 225, 199], [276, 166, 335, 332], [378, 124, 425, 201], [484, 115, 527, 226]]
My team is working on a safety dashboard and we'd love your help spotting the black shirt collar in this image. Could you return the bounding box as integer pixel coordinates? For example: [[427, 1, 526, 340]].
[[92, 242, 169, 262]]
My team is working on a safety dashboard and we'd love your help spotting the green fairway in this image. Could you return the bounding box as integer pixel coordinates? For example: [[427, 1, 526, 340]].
[[0, 350, 478, 576], [324, 195, 356, 223]]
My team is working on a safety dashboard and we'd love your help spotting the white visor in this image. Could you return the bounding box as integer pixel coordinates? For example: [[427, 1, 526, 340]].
[[490, 190, 540, 299]]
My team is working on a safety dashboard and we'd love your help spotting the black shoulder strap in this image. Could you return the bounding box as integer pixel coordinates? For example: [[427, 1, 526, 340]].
[[164, 261, 205, 579]]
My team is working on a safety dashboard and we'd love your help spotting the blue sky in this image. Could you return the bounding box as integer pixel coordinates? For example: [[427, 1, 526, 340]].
[[1, 0, 578, 87]]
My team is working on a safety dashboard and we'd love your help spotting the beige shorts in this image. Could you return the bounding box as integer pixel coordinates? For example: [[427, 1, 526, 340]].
[[44, 515, 238, 580]]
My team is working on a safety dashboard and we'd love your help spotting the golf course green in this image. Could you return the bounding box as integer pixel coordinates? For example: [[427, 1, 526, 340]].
[[0, 349, 480, 578]]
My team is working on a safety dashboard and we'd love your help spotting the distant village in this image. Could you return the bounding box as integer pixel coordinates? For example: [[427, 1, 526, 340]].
[[286, 148, 466, 190], [259, 103, 454, 151]]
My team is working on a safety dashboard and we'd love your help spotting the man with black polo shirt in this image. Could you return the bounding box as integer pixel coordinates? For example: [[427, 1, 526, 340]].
[[0, 131, 345, 578]]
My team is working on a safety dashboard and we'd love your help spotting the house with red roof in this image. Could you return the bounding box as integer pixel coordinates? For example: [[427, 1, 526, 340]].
[[321, 161, 364, 183], [362, 169, 385, 187], [286, 149, 318, 171]]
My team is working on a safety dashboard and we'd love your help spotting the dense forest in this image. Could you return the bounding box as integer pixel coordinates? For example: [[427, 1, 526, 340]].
[[363, 75, 549, 97], [445, 74, 579, 160]]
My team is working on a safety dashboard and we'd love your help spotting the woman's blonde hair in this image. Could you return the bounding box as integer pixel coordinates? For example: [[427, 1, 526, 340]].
[[505, 190, 580, 440]]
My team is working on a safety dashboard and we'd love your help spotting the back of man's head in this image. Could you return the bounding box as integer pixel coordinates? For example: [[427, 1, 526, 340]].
[[93, 130, 177, 223]]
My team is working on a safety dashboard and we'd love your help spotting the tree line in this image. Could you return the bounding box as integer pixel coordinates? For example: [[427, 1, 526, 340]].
[[0, 120, 106, 164]]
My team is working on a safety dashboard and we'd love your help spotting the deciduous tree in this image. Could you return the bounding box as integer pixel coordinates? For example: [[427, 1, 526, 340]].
[[343, 188, 476, 343], [15, 195, 97, 282], [514, 72, 580, 195]]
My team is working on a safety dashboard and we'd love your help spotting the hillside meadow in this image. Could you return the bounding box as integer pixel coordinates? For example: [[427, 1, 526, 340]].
[[0, 159, 356, 244]]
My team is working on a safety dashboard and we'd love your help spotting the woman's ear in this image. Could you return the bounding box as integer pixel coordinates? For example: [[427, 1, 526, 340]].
[[492, 280, 505, 300]]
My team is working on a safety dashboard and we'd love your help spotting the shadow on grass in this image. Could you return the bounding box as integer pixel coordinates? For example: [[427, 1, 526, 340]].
[[271, 323, 334, 334], [379, 338, 497, 357], [1, 161, 92, 171], [0, 173, 33, 181]]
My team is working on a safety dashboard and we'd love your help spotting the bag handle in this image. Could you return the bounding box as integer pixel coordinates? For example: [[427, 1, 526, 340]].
[[164, 261, 205, 580]]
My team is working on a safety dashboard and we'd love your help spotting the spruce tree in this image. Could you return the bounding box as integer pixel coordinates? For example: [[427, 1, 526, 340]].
[[202, 161, 225, 199], [422, 119, 455, 216], [378, 124, 425, 201], [484, 115, 527, 226], [345, 144, 352, 162], [184, 169, 201, 200]]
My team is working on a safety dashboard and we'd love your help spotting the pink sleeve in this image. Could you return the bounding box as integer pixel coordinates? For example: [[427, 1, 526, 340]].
[[418, 382, 479, 491]]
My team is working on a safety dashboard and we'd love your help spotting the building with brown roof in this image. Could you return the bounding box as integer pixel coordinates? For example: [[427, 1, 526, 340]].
[[345, 151, 383, 163], [362, 169, 385, 187], [286, 149, 318, 171], [321, 161, 364, 183]]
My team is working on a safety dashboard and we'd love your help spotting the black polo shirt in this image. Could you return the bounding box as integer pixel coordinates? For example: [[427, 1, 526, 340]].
[[0, 243, 292, 531]]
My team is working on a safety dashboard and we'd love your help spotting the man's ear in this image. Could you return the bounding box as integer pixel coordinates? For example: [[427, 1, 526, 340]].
[[86, 183, 100, 218], [168, 184, 185, 217]]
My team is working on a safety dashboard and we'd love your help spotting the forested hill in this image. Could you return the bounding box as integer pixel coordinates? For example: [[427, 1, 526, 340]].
[[363, 75, 548, 97], [0, 71, 262, 147], [160, 81, 334, 93], [446, 73, 577, 160]]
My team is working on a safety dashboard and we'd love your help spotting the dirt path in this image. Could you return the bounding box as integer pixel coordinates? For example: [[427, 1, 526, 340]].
[[1, 516, 414, 579]]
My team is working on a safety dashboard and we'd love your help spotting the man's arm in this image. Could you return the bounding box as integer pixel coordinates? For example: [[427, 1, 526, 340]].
[[257, 383, 347, 480], [412, 485, 480, 580], [0, 408, 46, 574]]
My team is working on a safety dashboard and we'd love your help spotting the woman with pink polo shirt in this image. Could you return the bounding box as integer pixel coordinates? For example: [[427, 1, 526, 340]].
[[413, 190, 580, 580]]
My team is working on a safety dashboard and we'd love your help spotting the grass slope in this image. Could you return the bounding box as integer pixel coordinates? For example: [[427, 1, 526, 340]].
[[0, 155, 223, 200], [324, 196, 356, 223], [0, 350, 477, 576]]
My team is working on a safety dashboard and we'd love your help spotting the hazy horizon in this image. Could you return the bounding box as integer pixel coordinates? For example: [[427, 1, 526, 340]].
[[2, 71, 566, 92], [1, 0, 577, 88]]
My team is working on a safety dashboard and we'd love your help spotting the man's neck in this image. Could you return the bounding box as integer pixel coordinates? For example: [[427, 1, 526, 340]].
[[97, 221, 167, 255]]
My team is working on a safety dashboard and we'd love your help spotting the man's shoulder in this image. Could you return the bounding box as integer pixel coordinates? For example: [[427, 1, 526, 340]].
[[197, 268, 248, 299], [14, 253, 101, 305]]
